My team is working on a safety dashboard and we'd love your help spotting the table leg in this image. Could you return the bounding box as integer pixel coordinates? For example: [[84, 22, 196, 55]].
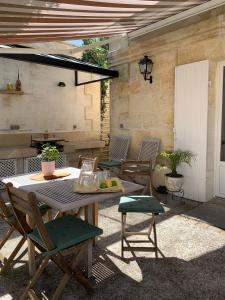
[[27, 215, 36, 276], [84, 205, 93, 278], [92, 202, 98, 246]]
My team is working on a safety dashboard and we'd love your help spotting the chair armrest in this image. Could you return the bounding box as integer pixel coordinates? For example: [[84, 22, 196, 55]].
[[121, 160, 152, 167]]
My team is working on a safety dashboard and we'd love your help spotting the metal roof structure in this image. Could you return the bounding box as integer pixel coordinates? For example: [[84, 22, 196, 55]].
[[0, 44, 119, 84]]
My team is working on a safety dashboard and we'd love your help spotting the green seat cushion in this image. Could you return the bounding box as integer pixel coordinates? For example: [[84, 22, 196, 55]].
[[98, 160, 121, 168], [118, 195, 164, 214], [28, 215, 103, 256]]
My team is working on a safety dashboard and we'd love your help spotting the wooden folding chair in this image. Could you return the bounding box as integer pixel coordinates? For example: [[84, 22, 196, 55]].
[[0, 191, 51, 274], [0, 191, 26, 274], [98, 135, 130, 170], [119, 137, 160, 194], [119, 195, 164, 258], [120, 160, 153, 195], [118, 171, 164, 258], [6, 183, 103, 299]]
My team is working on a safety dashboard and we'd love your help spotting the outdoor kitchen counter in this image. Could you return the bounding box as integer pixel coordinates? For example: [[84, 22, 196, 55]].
[[63, 140, 105, 153], [0, 141, 105, 159], [0, 146, 37, 160]]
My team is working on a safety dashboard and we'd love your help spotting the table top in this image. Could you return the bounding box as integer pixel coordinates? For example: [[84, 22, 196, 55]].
[[2, 167, 144, 212]]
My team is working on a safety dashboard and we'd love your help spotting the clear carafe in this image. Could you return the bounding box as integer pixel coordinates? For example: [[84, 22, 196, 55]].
[[78, 160, 95, 188]]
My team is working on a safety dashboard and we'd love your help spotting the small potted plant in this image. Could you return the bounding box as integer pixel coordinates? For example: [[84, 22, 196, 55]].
[[159, 149, 195, 192], [40, 143, 59, 176]]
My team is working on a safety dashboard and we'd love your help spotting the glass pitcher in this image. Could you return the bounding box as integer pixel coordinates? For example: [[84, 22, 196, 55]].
[[78, 160, 95, 187]]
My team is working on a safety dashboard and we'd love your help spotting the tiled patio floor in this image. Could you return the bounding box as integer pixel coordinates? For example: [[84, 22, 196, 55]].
[[1, 195, 225, 299]]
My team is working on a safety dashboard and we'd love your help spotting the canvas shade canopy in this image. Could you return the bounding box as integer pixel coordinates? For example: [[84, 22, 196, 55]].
[[0, 0, 212, 44]]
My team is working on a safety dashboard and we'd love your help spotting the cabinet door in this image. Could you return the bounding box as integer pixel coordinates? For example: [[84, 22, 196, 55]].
[[174, 60, 208, 202]]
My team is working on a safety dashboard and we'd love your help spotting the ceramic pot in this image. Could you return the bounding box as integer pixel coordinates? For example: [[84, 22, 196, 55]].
[[41, 161, 55, 176], [152, 165, 171, 189], [165, 174, 184, 192]]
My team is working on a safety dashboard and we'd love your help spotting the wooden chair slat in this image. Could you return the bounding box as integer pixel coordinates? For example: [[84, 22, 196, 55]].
[[0, 187, 27, 273]]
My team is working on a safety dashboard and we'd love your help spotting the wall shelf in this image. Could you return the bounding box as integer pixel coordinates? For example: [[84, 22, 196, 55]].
[[0, 90, 24, 95]]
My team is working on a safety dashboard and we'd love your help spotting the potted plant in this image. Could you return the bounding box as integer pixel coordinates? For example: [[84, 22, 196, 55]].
[[159, 149, 195, 192], [40, 143, 59, 176]]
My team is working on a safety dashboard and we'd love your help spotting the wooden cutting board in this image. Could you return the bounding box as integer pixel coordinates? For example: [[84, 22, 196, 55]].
[[30, 170, 71, 181]]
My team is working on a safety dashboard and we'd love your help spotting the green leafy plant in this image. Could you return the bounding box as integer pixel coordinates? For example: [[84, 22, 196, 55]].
[[159, 149, 195, 177], [41, 144, 59, 161], [82, 38, 109, 121]]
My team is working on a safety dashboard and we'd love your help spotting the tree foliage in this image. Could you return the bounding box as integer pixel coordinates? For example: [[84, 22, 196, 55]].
[[82, 38, 109, 121]]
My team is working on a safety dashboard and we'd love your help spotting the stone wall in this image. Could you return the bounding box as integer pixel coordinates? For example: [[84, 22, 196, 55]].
[[109, 7, 225, 200], [0, 57, 100, 138]]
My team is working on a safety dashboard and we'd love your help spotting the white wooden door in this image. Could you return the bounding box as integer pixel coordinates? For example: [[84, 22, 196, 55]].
[[215, 62, 225, 197], [174, 60, 208, 202]]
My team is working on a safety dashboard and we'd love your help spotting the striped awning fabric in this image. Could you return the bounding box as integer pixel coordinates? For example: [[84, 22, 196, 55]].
[[0, 0, 209, 44]]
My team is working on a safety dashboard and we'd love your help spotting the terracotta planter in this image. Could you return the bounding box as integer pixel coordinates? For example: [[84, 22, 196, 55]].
[[165, 174, 184, 192], [41, 161, 55, 176]]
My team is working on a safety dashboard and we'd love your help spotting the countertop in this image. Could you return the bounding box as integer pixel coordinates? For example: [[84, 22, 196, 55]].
[[0, 140, 105, 159]]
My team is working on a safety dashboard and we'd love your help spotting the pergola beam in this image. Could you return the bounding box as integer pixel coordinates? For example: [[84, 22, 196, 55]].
[[0, 0, 209, 44], [0, 34, 127, 54]]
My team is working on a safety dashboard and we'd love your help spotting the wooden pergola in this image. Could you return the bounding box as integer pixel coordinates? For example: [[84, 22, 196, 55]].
[[0, 0, 211, 44]]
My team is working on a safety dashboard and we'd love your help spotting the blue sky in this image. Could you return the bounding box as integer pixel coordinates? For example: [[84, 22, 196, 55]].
[[64, 40, 83, 46]]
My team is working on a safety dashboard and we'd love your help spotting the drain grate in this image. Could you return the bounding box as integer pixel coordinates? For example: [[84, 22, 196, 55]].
[[91, 260, 117, 286]]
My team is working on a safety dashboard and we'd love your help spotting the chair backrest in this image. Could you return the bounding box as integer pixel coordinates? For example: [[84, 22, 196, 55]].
[[6, 183, 55, 251], [138, 138, 160, 164], [109, 136, 130, 161], [77, 155, 98, 171], [0, 192, 11, 220]]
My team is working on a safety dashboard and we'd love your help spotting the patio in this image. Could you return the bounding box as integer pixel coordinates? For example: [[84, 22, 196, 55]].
[[1, 195, 225, 300], [1, 0, 225, 299]]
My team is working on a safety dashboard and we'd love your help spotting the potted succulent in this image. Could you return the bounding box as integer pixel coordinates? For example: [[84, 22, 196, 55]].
[[40, 143, 59, 176], [159, 149, 195, 192]]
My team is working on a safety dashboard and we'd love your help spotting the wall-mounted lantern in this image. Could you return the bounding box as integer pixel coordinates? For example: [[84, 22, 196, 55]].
[[138, 55, 153, 84]]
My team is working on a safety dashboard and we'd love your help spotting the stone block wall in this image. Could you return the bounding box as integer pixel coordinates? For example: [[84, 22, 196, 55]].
[[109, 7, 225, 200], [0, 57, 100, 139]]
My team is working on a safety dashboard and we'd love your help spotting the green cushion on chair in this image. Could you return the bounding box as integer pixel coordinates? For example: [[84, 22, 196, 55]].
[[98, 160, 121, 168], [28, 215, 103, 255], [118, 195, 164, 214]]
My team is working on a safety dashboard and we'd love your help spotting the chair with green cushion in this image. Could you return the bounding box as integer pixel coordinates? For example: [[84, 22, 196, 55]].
[[118, 186, 164, 258], [0, 190, 51, 274], [6, 183, 103, 298], [98, 135, 130, 170]]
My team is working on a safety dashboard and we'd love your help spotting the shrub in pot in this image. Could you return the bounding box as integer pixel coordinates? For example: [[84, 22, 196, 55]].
[[159, 150, 195, 192], [40, 143, 59, 176]]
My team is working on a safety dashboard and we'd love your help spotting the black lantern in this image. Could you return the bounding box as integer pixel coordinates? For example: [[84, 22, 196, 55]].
[[138, 55, 153, 84]]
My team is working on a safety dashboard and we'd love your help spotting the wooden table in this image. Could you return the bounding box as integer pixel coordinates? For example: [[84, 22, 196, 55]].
[[2, 167, 144, 277]]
